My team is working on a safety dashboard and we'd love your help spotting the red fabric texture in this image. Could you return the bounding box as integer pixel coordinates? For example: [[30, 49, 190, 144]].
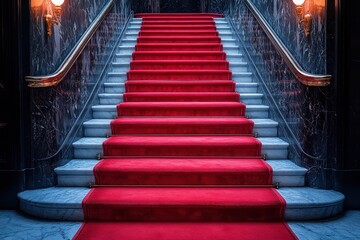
[[102, 136, 262, 157], [141, 20, 216, 26], [132, 51, 226, 60], [135, 44, 223, 52], [141, 17, 216, 22], [134, 13, 223, 18], [83, 187, 285, 222], [137, 36, 221, 43], [74, 13, 298, 240], [74, 222, 298, 240], [94, 158, 272, 186], [130, 60, 228, 70], [141, 25, 217, 31], [125, 80, 236, 92], [116, 102, 246, 116], [110, 117, 252, 135], [139, 30, 219, 36], [127, 70, 232, 80], [122, 92, 239, 102]]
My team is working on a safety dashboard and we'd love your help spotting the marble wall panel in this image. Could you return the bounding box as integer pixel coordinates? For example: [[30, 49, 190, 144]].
[[226, 0, 329, 188], [29, 0, 131, 188], [245, 0, 327, 74]]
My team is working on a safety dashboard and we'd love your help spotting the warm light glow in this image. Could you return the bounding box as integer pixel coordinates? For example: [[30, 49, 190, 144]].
[[31, 0, 44, 8], [51, 0, 64, 6], [314, 0, 326, 8], [293, 0, 305, 6]]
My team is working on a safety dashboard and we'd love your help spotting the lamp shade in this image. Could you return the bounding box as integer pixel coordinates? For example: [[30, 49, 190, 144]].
[[51, 0, 65, 6], [31, 0, 44, 8], [293, 0, 305, 6], [314, 0, 326, 8]]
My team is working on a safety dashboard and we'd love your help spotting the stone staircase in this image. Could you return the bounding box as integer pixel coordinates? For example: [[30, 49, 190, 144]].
[[18, 17, 344, 222]]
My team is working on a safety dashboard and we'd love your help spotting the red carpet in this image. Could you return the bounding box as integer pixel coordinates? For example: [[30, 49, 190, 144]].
[[135, 44, 223, 51], [110, 117, 252, 134], [74, 13, 298, 240], [130, 60, 228, 69], [74, 222, 296, 240], [122, 92, 240, 102]]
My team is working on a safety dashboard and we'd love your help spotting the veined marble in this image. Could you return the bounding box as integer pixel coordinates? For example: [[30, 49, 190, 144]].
[[1, 210, 359, 240]]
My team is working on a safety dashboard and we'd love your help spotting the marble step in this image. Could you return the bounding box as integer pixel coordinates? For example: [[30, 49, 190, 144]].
[[98, 92, 262, 105], [125, 35, 231, 42], [221, 39, 238, 47], [120, 37, 237, 48], [72, 137, 287, 160], [116, 45, 241, 55], [102, 82, 259, 94], [91, 104, 268, 119], [105, 71, 253, 83], [55, 159, 306, 187], [17, 186, 344, 221], [113, 52, 245, 63], [129, 21, 229, 28], [214, 18, 227, 23], [126, 31, 232, 37], [128, 26, 232, 31], [110, 62, 248, 73], [82, 117, 276, 137]]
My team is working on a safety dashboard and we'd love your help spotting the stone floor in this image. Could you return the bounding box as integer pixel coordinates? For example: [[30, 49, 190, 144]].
[[0, 210, 359, 240]]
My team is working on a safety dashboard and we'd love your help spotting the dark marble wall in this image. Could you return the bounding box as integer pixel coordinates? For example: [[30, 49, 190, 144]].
[[30, 0, 107, 75], [225, 0, 330, 188], [247, 0, 327, 74], [29, 0, 131, 188]]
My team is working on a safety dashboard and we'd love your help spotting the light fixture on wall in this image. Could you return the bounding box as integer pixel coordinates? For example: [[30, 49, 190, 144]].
[[31, 0, 44, 11], [314, 0, 326, 8], [314, 0, 326, 11], [293, 0, 312, 37], [44, 0, 65, 37]]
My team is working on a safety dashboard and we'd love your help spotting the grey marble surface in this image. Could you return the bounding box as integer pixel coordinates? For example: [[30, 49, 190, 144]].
[[289, 211, 360, 240], [225, 0, 330, 189], [30, 0, 131, 190], [0, 210, 81, 240], [248, 0, 326, 74], [1, 210, 360, 240]]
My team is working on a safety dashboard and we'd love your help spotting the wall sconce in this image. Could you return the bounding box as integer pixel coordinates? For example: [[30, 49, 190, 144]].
[[314, 0, 326, 11], [293, 0, 312, 37], [31, 0, 44, 12], [44, 0, 65, 37]]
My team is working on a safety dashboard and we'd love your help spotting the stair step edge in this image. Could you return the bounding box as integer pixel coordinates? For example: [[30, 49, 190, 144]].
[[55, 159, 306, 176], [17, 187, 344, 221], [82, 118, 278, 128]]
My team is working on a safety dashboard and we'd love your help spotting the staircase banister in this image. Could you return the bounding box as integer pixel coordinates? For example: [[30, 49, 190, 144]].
[[241, 0, 331, 87], [25, 0, 115, 88]]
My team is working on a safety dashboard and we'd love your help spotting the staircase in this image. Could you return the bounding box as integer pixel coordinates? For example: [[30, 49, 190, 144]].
[[18, 14, 344, 236]]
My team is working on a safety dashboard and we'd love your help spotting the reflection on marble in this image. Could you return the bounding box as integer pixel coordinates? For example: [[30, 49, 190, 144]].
[[15, 186, 345, 221], [225, 0, 330, 188], [289, 211, 360, 240], [279, 187, 344, 220], [1, 210, 359, 240], [18, 187, 89, 221], [30, 0, 131, 188], [0, 210, 81, 240]]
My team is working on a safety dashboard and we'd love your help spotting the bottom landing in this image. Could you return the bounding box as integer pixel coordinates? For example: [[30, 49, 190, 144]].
[[73, 222, 298, 240]]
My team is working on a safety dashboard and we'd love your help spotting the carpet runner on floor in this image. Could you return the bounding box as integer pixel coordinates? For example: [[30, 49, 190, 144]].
[[73, 13, 298, 240]]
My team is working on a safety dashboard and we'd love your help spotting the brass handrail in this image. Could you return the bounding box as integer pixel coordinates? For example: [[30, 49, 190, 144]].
[[243, 0, 331, 87], [25, 0, 115, 88]]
